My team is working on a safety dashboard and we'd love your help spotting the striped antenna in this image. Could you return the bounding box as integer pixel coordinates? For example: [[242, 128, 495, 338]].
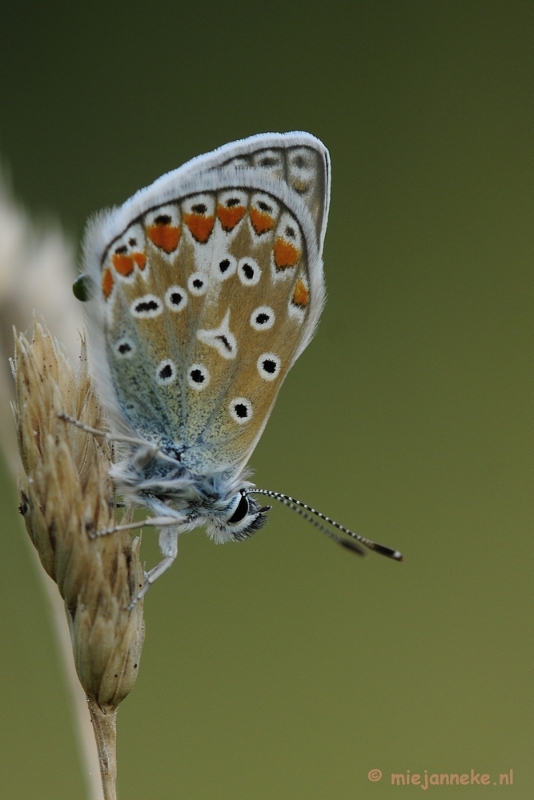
[[247, 489, 403, 561]]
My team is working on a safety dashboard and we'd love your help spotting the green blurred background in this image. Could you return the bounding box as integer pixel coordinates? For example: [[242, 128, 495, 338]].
[[1, 1, 532, 797]]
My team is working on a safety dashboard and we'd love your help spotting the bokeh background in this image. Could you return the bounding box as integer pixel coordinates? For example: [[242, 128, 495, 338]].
[[0, 2, 532, 798]]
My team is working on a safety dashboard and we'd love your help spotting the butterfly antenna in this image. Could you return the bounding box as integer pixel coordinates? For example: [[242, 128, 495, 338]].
[[247, 489, 403, 561]]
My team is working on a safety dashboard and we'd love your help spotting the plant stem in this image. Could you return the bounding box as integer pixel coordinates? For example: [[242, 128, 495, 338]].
[[88, 701, 118, 800]]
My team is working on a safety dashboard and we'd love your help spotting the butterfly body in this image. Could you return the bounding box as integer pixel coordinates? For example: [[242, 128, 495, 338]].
[[82, 133, 331, 554]]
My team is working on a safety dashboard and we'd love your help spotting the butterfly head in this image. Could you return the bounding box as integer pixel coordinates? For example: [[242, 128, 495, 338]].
[[126, 457, 271, 543], [203, 487, 270, 542]]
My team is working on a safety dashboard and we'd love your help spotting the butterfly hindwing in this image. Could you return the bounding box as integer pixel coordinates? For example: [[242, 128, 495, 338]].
[[84, 133, 330, 475]]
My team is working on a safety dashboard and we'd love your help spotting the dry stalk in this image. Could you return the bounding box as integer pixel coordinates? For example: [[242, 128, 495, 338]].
[[12, 321, 145, 800]]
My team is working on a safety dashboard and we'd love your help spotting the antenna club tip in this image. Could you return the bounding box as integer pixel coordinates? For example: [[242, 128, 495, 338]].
[[392, 551, 403, 561]]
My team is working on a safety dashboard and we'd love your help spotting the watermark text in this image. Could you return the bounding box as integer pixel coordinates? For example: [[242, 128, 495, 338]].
[[367, 769, 514, 788]]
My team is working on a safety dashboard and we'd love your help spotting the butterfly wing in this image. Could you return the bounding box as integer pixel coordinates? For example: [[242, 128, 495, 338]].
[[83, 133, 330, 475]]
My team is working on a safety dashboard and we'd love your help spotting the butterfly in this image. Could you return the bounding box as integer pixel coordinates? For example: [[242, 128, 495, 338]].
[[73, 132, 401, 603]]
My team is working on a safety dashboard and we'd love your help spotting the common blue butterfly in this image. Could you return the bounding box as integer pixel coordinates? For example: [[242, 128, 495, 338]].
[[73, 132, 401, 603]]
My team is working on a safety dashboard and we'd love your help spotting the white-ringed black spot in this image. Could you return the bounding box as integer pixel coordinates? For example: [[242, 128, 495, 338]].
[[128, 238, 137, 247], [131, 294, 162, 318], [191, 203, 207, 214], [156, 359, 176, 386], [258, 200, 272, 213], [238, 257, 261, 286], [257, 352, 281, 381], [115, 245, 127, 255], [187, 363, 210, 391], [250, 305, 275, 331], [229, 397, 253, 424], [188, 272, 208, 296], [137, 300, 157, 312], [285, 225, 296, 238], [114, 338, 135, 358], [216, 255, 236, 280], [164, 285, 188, 312], [225, 197, 240, 207]]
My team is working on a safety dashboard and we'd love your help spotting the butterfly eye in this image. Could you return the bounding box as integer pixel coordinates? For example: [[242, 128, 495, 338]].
[[228, 492, 250, 525]]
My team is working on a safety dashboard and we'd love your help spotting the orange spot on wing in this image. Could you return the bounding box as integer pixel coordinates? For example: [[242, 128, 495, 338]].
[[274, 238, 300, 269], [292, 279, 309, 308], [132, 252, 147, 270], [183, 213, 215, 243], [250, 207, 275, 235], [147, 224, 181, 253], [112, 253, 135, 276], [102, 268, 114, 298], [217, 204, 246, 231]]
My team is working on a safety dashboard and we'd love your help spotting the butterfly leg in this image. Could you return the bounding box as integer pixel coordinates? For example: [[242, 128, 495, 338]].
[[58, 411, 160, 453], [92, 515, 180, 539], [128, 527, 179, 608]]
